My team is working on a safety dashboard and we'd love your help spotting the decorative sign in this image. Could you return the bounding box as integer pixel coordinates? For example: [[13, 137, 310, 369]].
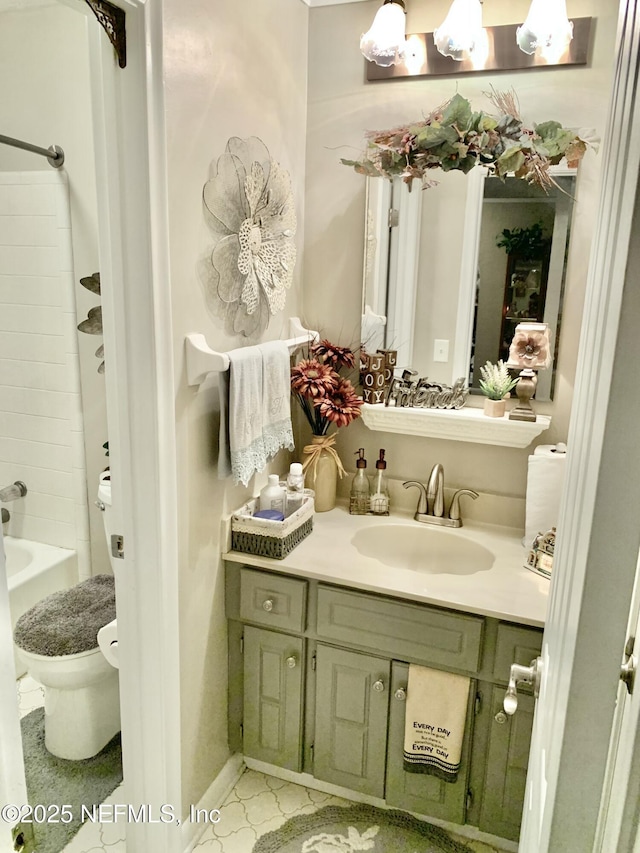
[[386, 371, 468, 410]]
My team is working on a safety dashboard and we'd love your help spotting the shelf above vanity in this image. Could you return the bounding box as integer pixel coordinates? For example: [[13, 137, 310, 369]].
[[360, 403, 551, 448]]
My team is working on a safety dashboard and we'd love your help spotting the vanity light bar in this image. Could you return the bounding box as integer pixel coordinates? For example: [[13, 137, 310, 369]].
[[366, 17, 591, 81]]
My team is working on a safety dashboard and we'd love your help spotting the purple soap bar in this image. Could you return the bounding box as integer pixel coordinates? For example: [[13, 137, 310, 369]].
[[253, 509, 285, 521]]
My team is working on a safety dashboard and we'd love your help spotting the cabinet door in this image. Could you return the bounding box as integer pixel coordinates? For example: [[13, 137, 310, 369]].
[[243, 626, 304, 772], [385, 662, 474, 823], [479, 684, 535, 842], [314, 644, 390, 798]]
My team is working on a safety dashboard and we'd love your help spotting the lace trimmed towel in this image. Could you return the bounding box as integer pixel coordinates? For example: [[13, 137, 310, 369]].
[[403, 664, 470, 784], [261, 341, 294, 461], [226, 343, 294, 487]]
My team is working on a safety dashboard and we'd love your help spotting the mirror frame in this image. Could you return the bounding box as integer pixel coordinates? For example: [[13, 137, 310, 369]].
[[363, 165, 578, 395]]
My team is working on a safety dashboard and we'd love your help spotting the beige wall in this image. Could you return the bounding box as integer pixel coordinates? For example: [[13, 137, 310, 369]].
[[306, 0, 618, 499], [0, 4, 109, 576], [162, 0, 309, 812]]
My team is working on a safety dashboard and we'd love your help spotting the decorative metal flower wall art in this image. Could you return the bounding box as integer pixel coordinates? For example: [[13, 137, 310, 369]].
[[202, 137, 297, 337]]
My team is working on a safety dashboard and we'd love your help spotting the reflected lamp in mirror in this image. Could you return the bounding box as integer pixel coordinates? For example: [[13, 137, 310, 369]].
[[361, 0, 407, 67], [505, 323, 551, 422]]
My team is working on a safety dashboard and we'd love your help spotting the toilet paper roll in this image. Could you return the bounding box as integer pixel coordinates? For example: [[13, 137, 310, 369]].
[[525, 444, 567, 549], [97, 619, 119, 669]]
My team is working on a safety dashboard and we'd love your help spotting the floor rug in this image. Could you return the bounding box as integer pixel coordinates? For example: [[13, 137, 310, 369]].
[[20, 707, 123, 853], [252, 803, 476, 852]]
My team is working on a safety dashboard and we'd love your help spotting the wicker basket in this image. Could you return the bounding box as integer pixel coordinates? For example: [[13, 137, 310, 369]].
[[230, 494, 314, 559]]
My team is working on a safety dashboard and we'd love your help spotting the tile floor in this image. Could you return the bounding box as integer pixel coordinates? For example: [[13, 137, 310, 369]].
[[16, 678, 507, 853], [192, 770, 350, 852]]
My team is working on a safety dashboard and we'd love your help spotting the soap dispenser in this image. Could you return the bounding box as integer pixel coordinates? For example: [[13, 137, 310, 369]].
[[370, 449, 390, 515], [349, 448, 370, 515]]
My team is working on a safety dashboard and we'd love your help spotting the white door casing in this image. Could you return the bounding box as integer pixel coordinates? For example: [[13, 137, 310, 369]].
[[519, 2, 640, 850], [83, 1, 182, 851], [0, 2, 181, 848]]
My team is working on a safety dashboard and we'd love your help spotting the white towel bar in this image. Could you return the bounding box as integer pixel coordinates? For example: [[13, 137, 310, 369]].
[[185, 317, 319, 387]]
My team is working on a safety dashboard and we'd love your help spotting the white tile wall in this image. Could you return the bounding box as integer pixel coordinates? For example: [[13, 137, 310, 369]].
[[0, 172, 90, 576]]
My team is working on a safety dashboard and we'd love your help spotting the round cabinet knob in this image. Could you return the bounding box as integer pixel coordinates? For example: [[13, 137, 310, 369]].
[[394, 687, 407, 701], [373, 680, 385, 693], [262, 599, 274, 612], [286, 656, 297, 669], [494, 711, 508, 725]]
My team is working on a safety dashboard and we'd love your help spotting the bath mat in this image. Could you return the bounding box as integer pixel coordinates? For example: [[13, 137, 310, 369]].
[[20, 707, 123, 853], [252, 803, 475, 852]]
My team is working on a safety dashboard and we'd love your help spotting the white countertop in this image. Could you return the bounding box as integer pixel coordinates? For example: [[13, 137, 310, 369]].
[[223, 506, 550, 628]]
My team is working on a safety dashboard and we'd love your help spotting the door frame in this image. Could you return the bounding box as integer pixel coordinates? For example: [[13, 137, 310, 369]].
[[85, 1, 182, 850], [519, 1, 640, 850], [1, 2, 181, 851]]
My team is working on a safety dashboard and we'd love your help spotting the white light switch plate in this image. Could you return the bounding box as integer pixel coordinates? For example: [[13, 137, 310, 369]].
[[434, 339, 449, 363]]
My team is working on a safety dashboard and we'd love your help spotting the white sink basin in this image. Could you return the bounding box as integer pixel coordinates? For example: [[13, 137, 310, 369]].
[[350, 523, 495, 575]]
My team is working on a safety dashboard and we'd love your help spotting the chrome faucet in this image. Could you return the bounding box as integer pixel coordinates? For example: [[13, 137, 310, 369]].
[[0, 481, 27, 502], [426, 463, 445, 518], [403, 465, 478, 528]]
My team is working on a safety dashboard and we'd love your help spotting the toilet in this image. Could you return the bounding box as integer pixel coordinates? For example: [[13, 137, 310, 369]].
[[13, 472, 120, 761]]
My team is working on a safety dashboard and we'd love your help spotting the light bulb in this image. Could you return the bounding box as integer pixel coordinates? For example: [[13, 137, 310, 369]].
[[517, 0, 573, 57], [360, 0, 407, 68], [434, 0, 484, 62]]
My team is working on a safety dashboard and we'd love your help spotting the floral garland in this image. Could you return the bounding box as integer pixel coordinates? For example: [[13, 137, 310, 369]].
[[341, 89, 591, 191]]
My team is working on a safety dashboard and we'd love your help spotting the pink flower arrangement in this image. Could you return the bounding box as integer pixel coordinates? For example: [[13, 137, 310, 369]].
[[291, 340, 363, 436]]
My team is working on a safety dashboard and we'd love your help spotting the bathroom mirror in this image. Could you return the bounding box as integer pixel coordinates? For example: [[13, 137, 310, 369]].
[[362, 166, 578, 403]]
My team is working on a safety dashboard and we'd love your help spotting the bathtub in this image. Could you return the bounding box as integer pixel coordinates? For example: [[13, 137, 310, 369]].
[[4, 537, 78, 677]]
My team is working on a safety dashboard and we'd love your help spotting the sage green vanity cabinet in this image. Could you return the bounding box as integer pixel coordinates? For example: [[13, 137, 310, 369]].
[[226, 563, 543, 844], [478, 686, 535, 841], [386, 662, 474, 824], [313, 644, 390, 798], [242, 626, 304, 772]]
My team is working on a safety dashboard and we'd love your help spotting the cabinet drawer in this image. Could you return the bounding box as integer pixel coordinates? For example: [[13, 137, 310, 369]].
[[240, 568, 307, 632], [493, 623, 543, 682], [316, 585, 483, 673]]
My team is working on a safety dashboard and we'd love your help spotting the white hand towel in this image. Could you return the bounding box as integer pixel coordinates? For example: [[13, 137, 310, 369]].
[[228, 346, 266, 487], [260, 341, 294, 461], [226, 343, 294, 487], [403, 664, 470, 784]]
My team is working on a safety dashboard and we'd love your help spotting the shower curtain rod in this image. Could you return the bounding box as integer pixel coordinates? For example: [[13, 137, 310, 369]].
[[0, 134, 65, 168]]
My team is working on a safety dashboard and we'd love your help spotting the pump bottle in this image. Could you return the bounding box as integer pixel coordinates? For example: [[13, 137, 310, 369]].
[[349, 448, 370, 515], [369, 449, 390, 515]]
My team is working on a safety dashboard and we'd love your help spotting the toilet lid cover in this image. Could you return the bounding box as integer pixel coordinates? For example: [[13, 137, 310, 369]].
[[14, 574, 116, 657]]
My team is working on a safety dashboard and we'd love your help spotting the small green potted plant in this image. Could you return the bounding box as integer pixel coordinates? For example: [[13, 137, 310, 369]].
[[478, 360, 519, 418]]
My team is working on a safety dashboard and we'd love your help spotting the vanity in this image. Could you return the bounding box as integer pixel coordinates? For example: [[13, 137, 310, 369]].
[[224, 508, 548, 844]]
